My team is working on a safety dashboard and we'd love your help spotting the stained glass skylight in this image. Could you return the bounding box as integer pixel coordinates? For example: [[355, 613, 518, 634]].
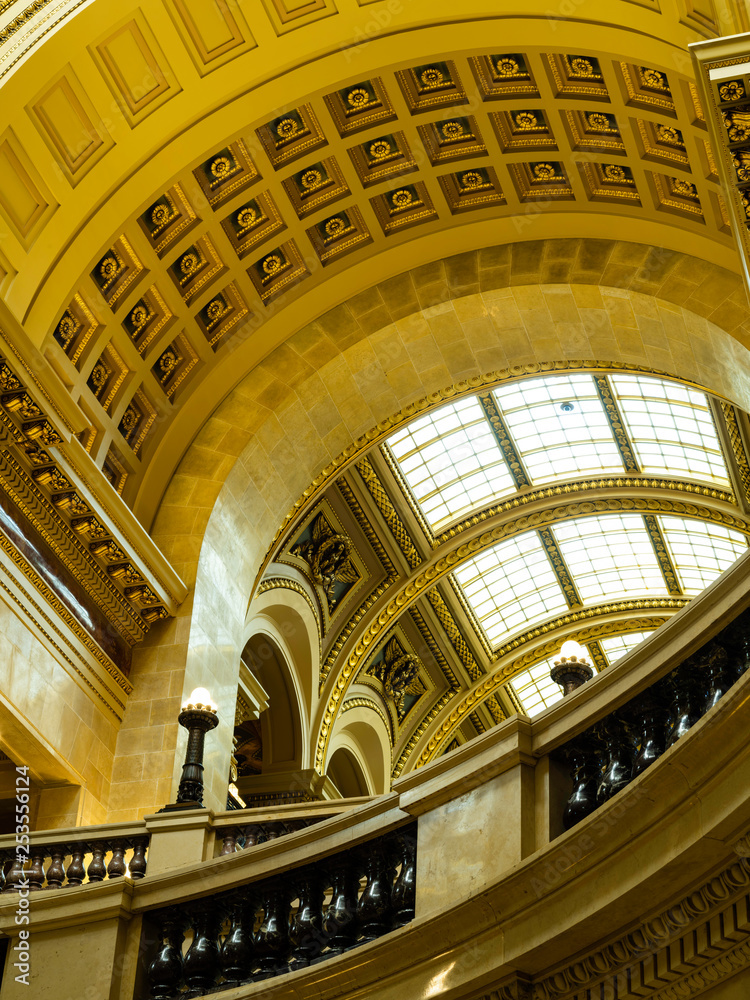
[[552, 513, 668, 602], [491, 373, 624, 483], [659, 516, 748, 594], [453, 532, 569, 646], [599, 631, 653, 665], [508, 658, 565, 717], [611, 374, 730, 485], [386, 396, 516, 529]]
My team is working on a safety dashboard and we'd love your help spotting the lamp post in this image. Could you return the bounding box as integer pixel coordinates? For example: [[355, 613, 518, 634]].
[[550, 640, 594, 696], [171, 687, 219, 809]]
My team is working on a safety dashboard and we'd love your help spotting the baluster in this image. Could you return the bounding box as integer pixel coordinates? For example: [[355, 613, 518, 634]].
[[597, 716, 634, 805], [391, 831, 417, 928], [4, 858, 26, 893], [730, 631, 750, 685], [219, 829, 237, 856], [290, 872, 326, 966], [265, 824, 280, 841], [244, 827, 259, 848], [666, 660, 700, 750], [357, 844, 395, 941], [220, 894, 256, 985], [324, 861, 359, 954], [255, 885, 292, 973], [129, 839, 148, 879], [562, 734, 603, 830], [106, 842, 127, 878], [65, 845, 86, 886], [0, 855, 7, 891], [147, 913, 184, 1000], [183, 907, 221, 996], [632, 683, 670, 778], [26, 849, 46, 891], [87, 843, 106, 882], [704, 644, 731, 713], [45, 848, 66, 889]]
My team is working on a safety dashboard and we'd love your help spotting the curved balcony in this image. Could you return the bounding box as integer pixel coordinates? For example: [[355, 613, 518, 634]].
[[1, 550, 749, 1000]]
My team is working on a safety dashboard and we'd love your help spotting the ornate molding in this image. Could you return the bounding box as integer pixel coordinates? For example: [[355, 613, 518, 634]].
[[721, 401, 750, 506], [478, 392, 530, 488], [340, 695, 393, 745], [425, 586, 484, 682], [643, 513, 682, 594], [409, 604, 462, 692], [593, 375, 640, 473], [391, 690, 454, 780], [355, 456, 422, 570], [315, 492, 722, 771], [538, 527, 581, 607], [256, 577, 322, 660]]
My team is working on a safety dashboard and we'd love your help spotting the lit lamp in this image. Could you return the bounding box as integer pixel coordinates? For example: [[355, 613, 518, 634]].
[[174, 687, 219, 807], [550, 640, 594, 696]]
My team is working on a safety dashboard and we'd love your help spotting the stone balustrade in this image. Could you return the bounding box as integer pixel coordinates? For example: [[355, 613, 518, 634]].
[[144, 824, 417, 998]]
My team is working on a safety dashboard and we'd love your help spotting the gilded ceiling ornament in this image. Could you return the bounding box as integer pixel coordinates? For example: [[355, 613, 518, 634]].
[[347, 88, 370, 108], [237, 206, 258, 228], [641, 67, 668, 89], [514, 111, 538, 129], [89, 363, 108, 390], [719, 80, 744, 101], [262, 254, 283, 275], [120, 406, 139, 435], [180, 251, 200, 276], [743, 192, 750, 218], [724, 110, 750, 142], [672, 178, 697, 197], [656, 124, 681, 145], [461, 170, 483, 189], [130, 305, 149, 327], [733, 152, 750, 181], [495, 56, 520, 76], [292, 514, 358, 609], [324, 217, 346, 237], [570, 57, 594, 77], [374, 637, 422, 718], [391, 188, 413, 208], [56, 314, 78, 347], [206, 299, 225, 321], [151, 203, 171, 226], [369, 139, 391, 159], [276, 117, 300, 139], [210, 156, 232, 178], [99, 256, 119, 281], [301, 169, 323, 189], [159, 351, 179, 375], [441, 120, 465, 138], [533, 163, 557, 180], [420, 66, 444, 88], [604, 164, 627, 181]]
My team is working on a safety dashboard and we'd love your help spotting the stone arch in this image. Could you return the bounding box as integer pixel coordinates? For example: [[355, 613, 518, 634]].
[[115, 243, 750, 817]]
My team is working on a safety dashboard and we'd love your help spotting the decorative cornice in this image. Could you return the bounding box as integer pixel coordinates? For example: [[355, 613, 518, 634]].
[[355, 456, 422, 570], [721, 401, 750, 506], [593, 375, 640, 473], [425, 587, 483, 682], [409, 604, 462, 692], [643, 512, 683, 595], [586, 639, 607, 672], [478, 392, 530, 488], [435, 475, 738, 544]]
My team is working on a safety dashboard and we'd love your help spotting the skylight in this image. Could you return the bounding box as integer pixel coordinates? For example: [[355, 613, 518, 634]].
[[453, 532, 569, 646], [599, 631, 653, 665], [386, 396, 516, 529], [508, 657, 565, 717], [658, 516, 748, 594], [492, 373, 625, 483], [552, 513, 668, 602], [611, 374, 730, 486]]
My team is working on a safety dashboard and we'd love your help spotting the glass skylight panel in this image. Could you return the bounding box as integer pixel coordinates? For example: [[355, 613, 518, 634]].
[[386, 396, 516, 529], [599, 631, 653, 666], [491, 374, 624, 484], [509, 658, 565, 717], [658, 516, 748, 594], [611, 375, 730, 486], [454, 532, 569, 646], [553, 513, 668, 602]]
